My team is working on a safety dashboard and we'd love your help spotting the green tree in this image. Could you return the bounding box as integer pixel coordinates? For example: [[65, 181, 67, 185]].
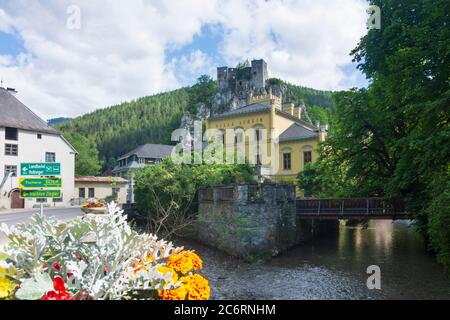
[[186, 75, 217, 114], [311, 0, 450, 270], [64, 133, 102, 176], [134, 157, 255, 238]]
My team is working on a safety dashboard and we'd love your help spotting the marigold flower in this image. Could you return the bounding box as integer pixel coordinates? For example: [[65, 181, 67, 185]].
[[158, 286, 188, 300], [181, 274, 210, 300], [158, 274, 210, 301], [166, 251, 203, 275]]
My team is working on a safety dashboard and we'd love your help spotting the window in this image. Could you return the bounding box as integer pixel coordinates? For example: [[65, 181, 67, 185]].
[[45, 152, 56, 163], [53, 196, 63, 203], [5, 165, 17, 177], [79, 188, 86, 198], [37, 134, 42, 139], [5, 127, 18, 141], [88, 188, 95, 198], [283, 153, 292, 170], [5, 144, 18, 156], [304, 151, 312, 165], [36, 198, 47, 203]]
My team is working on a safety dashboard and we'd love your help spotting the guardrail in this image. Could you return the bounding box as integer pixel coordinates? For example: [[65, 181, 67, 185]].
[[296, 198, 407, 219]]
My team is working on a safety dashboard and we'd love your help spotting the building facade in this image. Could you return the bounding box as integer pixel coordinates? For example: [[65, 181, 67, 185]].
[[112, 143, 174, 202], [75, 176, 128, 205], [0, 87, 77, 209], [206, 92, 327, 185]]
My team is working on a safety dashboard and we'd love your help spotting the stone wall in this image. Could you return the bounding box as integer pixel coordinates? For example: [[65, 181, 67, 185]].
[[196, 183, 338, 258]]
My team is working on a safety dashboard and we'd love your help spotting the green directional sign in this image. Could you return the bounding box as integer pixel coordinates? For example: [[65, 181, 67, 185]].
[[21, 163, 61, 176], [19, 178, 62, 189], [20, 190, 61, 199]]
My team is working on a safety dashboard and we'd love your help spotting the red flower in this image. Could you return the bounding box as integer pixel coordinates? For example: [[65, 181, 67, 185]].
[[53, 261, 61, 272], [41, 276, 74, 300]]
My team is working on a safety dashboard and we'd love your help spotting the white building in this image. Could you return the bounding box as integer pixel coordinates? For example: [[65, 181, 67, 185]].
[[0, 87, 77, 209]]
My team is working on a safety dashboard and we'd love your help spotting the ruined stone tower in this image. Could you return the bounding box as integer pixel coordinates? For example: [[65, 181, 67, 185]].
[[213, 59, 269, 113], [250, 59, 268, 88]]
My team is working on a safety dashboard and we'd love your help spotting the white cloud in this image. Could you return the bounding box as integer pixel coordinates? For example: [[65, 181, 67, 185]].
[[0, 0, 368, 119], [167, 50, 217, 86], [216, 0, 368, 90]]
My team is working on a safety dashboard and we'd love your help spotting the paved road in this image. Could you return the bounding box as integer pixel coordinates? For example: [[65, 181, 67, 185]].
[[0, 207, 82, 244]]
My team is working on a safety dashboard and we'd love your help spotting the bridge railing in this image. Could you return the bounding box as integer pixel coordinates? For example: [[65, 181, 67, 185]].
[[296, 197, 406, 217]]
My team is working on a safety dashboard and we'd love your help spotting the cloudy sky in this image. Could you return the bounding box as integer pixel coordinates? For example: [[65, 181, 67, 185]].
[[0, 0, 369, 120]]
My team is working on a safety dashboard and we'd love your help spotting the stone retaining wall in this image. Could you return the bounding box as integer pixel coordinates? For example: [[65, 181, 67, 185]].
[[196, 183, 338, 258]]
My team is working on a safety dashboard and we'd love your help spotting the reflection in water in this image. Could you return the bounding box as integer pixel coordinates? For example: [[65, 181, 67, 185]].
[[179, 220, 450, 300]]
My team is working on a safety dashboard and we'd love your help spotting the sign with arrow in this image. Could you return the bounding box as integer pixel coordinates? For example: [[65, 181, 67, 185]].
[[19, 178, 62, 189], [20, 163, 61, 176], [20, 190, 61, 199]]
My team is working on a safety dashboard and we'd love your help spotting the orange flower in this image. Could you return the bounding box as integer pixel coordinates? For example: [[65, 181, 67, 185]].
[[166, 251, 203, 275], [158, 286, 188, 300], [184, 274, 210, 300], [158, 274, 210, 301]]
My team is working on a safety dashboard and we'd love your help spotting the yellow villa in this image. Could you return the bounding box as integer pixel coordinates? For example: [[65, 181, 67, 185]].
[[205, 92, 327, 185]]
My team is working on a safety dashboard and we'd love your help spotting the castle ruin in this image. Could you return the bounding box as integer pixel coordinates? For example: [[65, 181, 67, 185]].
[[212, 59, 272, 114]]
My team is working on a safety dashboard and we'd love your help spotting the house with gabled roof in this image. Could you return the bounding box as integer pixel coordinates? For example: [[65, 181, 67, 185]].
[[112, 143, 174, 203], [0, 87, 77, 209]]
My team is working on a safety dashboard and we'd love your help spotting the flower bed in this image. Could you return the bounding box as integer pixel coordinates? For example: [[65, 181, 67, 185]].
[[0, 202, 210, 300], [82, 198, 106, 208]]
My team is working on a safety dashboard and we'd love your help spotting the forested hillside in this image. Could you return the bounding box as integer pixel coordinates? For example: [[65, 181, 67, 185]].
[[58, 77, 334, 174]]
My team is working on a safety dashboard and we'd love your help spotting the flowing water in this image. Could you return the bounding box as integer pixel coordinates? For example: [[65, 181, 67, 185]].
[[179, 220, 450, 300]]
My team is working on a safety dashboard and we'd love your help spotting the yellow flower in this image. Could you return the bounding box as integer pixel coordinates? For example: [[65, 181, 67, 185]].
[[166, 251, 203, 275], [0, 265, 16, 299]]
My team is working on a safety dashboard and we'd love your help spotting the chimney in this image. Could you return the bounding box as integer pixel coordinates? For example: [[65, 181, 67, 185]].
[[6, 87, 18, 94], [282, 103, 294, 116], [319, 124, 328, 141], [293, 104, 302, 119]]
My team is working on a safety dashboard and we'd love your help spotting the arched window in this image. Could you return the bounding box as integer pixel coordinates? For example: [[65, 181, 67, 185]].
[[252, 124, 265, 142]]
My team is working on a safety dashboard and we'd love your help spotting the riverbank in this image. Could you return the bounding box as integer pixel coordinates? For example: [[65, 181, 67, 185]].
[[177, 220, 450, 300]]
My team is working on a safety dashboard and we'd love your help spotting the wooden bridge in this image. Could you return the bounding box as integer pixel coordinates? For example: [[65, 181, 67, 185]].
[[296, 198, 407, 220]]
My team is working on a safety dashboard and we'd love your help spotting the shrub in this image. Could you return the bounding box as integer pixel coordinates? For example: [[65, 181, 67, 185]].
[[134, 157, 255, 238]]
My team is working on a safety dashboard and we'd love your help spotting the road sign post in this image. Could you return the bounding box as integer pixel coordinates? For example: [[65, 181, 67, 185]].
[[19, 163, 62, 218], [20, 163, 61, 176], [19, 178, 62, 189], [19, 190, 62, 199]]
